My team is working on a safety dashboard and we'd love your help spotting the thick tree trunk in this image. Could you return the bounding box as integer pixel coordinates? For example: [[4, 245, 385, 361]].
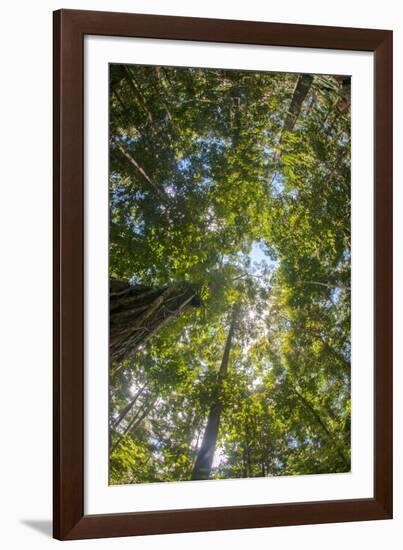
[[191, 308, 238, 480], [110, 280, 199, 362]]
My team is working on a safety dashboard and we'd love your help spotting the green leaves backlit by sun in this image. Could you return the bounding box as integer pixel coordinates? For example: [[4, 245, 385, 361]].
[[108, 65, 351, 484]]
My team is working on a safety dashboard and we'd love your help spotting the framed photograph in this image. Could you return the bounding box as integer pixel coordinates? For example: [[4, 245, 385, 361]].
[[53, 9, 393, 540]]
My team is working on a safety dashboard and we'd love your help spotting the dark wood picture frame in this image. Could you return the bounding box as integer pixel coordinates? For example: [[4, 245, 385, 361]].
[[53, 9, 393, 540]]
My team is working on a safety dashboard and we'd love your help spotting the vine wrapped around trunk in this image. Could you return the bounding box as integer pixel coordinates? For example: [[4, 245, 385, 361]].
[[110, 280, 199, 362]]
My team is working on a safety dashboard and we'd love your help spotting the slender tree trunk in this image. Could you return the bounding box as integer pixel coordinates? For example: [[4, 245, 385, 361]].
[[270, 74, 314, 174], [191, 308, 238, 480], [112, 382, 148, 428], [110, 280, 199, 362], [283, 74, 314, 132], [110, 397, 156, 454], [113, 139, 174, 210]]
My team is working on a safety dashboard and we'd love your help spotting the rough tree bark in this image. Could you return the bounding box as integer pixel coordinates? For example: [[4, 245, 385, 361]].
[[110, 280, 199, 362], [191, 307, 238, 480]]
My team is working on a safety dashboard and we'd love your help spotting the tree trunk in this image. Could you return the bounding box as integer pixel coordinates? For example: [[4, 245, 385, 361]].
[[272, 74, 314, 168], [110, 396, 156, 454], [283, 74, 314, 132], [191, 308, 238, 480], [110, 280, 199, 362], [111, 382, 148, 428]]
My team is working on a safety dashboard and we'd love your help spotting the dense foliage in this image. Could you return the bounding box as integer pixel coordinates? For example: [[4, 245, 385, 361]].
[[108, 65, 351, 484]]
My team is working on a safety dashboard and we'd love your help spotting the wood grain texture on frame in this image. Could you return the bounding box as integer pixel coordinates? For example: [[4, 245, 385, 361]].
[[53, 9, 393, 540]]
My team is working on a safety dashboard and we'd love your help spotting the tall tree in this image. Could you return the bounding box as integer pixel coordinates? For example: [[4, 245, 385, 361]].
[[192, 306, 238, 480]]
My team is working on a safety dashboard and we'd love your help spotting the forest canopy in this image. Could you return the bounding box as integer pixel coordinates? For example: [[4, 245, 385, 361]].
[[108, 64, 351, 484]]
